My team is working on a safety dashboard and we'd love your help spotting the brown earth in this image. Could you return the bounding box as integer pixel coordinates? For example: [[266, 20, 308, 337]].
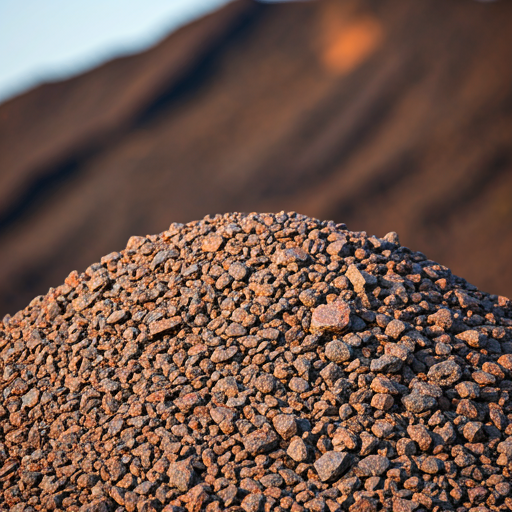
[[0, 0, 511, 316]]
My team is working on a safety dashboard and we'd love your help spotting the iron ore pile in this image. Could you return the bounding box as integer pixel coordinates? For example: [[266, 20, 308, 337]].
[[1, 212, 512, 512]]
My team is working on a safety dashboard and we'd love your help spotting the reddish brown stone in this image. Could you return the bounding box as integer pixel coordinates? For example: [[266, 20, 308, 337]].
[[310, 301, 350, 334]]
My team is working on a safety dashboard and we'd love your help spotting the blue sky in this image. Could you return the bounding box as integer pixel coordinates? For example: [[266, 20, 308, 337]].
[[0, 0, 236, 104]]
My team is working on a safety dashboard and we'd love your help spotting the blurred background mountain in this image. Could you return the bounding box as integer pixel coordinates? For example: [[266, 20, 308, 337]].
[[0, 0, 511, 316]]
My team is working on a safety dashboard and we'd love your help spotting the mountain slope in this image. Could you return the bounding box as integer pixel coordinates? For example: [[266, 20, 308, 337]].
[[0, 0, 511, 315]]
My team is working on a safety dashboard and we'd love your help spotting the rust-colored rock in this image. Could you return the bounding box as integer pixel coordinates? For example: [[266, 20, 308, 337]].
[[310, 301, 350, 334]]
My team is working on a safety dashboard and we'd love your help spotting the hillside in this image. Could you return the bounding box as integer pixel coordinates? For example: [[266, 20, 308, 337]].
[[0, 0, 511, 314]]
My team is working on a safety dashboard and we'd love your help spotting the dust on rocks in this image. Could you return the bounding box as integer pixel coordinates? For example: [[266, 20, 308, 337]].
[[0, 211, 512, 511]]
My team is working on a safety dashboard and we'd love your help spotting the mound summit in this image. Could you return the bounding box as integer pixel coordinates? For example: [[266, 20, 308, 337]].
[[1, 212, 511, 511]]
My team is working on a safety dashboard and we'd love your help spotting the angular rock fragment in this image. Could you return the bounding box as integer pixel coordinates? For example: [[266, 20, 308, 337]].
[[314, 451, 352, 482]]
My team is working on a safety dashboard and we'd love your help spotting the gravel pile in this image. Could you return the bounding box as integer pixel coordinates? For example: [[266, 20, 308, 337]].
[[1, 212, 512, 512]]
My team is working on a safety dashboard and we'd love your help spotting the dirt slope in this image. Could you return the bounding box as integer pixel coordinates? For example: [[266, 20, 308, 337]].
[[0, 0, 511, 315]]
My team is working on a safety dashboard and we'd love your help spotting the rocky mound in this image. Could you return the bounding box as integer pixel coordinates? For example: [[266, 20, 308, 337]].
[[1, 212, 511, 512]]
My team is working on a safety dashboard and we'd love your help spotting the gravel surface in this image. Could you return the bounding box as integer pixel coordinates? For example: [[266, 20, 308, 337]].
[[1, 211, 512, 512]]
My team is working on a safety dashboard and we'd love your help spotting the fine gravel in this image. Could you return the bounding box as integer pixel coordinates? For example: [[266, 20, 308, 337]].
[[1, 211, 511, 512]]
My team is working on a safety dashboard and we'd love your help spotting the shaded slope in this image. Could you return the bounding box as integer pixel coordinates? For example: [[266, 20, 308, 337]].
[[0, 0, 511, 315]]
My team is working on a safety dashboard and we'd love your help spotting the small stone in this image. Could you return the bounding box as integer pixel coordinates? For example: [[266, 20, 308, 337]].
[[370, 393, 394, 411], [299, 289, 318, 307], [314, 451, 352, 482], [225, 323, 247, 337], [210, 407, 236, 425], [472, 371, 496, 386], [359, 432, 378, 456], [228, 262, 248, 281], [383, 231, 400, 244], [241, 493, 265, 512], [435, 341, 451, 356], [497, 354, 512, 370], [420, 457, 444, 475], [396, 438, 416, 456], [355, 455, 390, 477], [274, 247, 310, 266], [167, 462, 195, 492], [384, 319, 406, 339], [310, 301, 351, 334], [370, 376, 398, 395], [456, 330, 486, 348], [77, 473, 100, 489], [463, 421, 486, 443], [243, 428, 279, 455], [149, 317, 181, 336], [287, 437, 309, 462], [455, 381, 480, 399], [454, 290, 481, 309], [319, 362, 343, 385], [255, 373, 277, 394], [407, 425, 432, 452], [427, 360, 462, 386], [456, 399, 481, 420], [202, 234, 224, 252], [345, 265, 377, 293], [106, 309, 128, 324], [211, 346, 238, 363], [273, 414, 298, 440], [218, 484, 238, 507], [325, 340, 351, 363], [496, 482, 511, 496], [21, 388, 40, 409], [259, 473, 283, 487], [434, 422, 457, 444], [289, 377, 310, 393], [371, 420, 394, 439], [370, 355, 403, 373], [392, 498, 419, 512], [428, 309, 454, 331]]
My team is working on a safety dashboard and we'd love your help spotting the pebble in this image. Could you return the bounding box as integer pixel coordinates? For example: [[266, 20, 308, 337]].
[[402, 393, 437, 413], [325, 339, 351, 363], [314, 451, 352, 482], [369, 354, 403, 373], [310, 301, 350, 334], [420, 456, 444, 475], [427, 359, 462, 386], [355, 455, 390, 477], [243, 428, 279, 456], [289, 377, 310, 393], [272, 414, 298, 440], [287, 437, 309, 462], [384, 319, 406, 339]]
